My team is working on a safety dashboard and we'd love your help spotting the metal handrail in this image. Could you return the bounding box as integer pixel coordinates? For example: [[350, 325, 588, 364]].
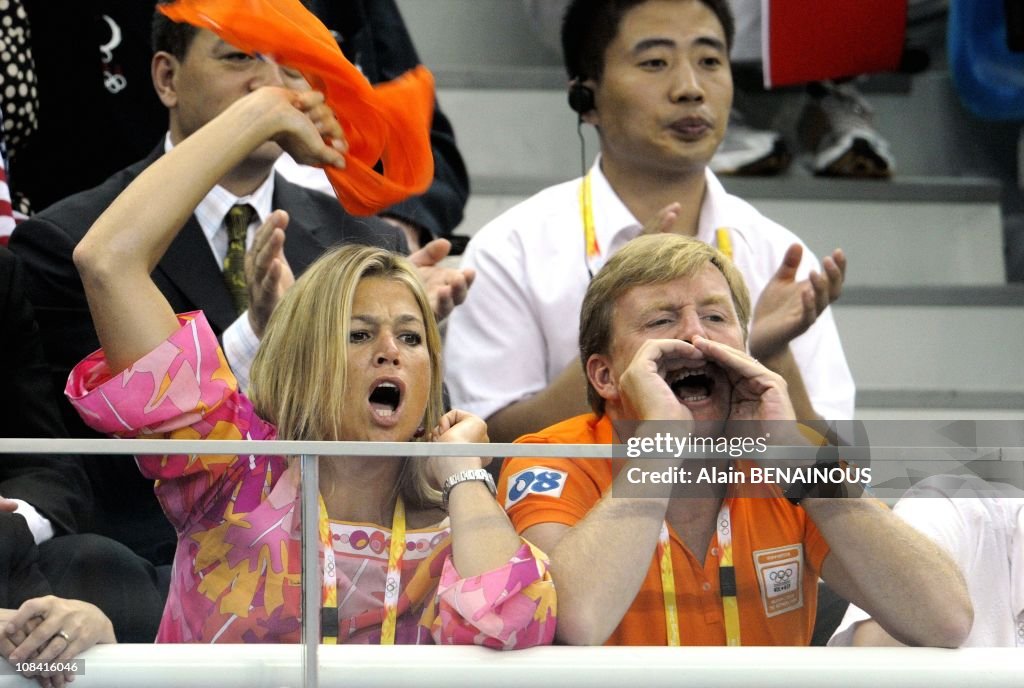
[[2, 439, 1022, 687], [1, 644, 1021, 687]]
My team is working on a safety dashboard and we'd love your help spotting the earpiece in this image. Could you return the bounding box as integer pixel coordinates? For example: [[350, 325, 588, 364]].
[[568, 78, 595, 115]]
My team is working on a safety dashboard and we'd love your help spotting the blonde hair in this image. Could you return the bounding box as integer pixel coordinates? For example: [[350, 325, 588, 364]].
[[579, 234, 751, 414], [248, 245, 444, 508]]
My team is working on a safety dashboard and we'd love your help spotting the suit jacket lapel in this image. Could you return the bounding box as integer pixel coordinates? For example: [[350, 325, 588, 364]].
[[127, 142, 236, 335], [273, 174, 330, 272], [156, 214, 239, 335], [154, 174, 352, 337]]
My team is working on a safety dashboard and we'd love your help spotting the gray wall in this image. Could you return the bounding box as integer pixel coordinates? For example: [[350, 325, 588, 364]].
[[397, 0, 561, 68]]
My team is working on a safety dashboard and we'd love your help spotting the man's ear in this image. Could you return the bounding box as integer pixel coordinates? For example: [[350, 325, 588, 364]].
[[581, 78, 600, 127], [585, 353, 619, 404], [152, 51, 180, 108]]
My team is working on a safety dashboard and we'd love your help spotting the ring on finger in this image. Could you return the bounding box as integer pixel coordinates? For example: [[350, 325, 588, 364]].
[[56, 630, 71, 643]]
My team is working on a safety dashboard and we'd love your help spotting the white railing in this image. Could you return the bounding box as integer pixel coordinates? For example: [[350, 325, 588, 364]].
[[2, 438, 1022, 687], [1, 645, 1022, 687], [1, 438, 618, 688]]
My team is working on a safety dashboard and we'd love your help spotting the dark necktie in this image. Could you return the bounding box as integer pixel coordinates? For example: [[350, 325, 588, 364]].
[[223, 204, 255, 314]]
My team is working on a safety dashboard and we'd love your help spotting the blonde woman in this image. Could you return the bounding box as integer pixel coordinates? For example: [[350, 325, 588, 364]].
[[67, 86, 555, 646]]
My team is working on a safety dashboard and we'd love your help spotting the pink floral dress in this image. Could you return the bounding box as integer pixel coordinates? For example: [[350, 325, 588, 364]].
[[67, 312, 556, 646]]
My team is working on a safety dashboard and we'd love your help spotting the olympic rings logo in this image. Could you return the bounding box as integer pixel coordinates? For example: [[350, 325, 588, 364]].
[[769, 568, 794, 582]]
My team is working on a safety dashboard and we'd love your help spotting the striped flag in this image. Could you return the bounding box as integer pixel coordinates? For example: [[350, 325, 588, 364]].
[[0, 152, 15, 246]]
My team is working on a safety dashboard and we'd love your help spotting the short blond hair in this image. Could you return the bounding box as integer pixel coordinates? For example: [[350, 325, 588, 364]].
[[249, 245, 444, 507], [579, 234, 751, 414]]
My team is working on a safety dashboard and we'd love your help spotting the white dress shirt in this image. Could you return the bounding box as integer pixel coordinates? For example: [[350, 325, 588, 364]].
[[2, 498, 54, 545], [444, 158, 856, 422]]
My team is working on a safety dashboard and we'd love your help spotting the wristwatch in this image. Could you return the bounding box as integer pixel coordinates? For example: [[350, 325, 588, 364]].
[[441, 468, 497, 513], [784, 460, 855, 505]]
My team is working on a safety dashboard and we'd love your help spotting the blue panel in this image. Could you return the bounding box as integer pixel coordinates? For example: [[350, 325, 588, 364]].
[[948, 0, 1024, 120]]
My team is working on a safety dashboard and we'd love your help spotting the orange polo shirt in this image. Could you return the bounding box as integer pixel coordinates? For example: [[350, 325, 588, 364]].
[[498, 414, 831, 646]]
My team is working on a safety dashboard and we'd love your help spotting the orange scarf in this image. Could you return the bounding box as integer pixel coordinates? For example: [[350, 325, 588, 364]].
[[159, 0, 435, 216]]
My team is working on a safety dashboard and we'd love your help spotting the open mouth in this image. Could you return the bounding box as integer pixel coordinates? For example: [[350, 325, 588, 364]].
[[368, 381, 402, 418], [666, 365, 715, 403]]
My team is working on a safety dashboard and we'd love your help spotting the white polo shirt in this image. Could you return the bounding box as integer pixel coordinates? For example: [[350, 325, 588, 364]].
[[830, 475, 1024, 647], [444, 160, 855, 421]]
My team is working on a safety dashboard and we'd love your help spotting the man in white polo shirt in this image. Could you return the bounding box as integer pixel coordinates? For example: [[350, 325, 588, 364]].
[[444, 0, 853, 443], [831, 474, 1024, 647]]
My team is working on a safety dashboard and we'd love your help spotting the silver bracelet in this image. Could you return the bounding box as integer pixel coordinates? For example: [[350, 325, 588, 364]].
[[441, 468, 497, 513]]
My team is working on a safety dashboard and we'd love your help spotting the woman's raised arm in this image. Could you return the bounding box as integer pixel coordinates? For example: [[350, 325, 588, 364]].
[[73, 87, 345, 374]]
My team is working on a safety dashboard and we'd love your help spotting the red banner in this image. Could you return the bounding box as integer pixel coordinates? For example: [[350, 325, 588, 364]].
[[765, 0, 906, 87]]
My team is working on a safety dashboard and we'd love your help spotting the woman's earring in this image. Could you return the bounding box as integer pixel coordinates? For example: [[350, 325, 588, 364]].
[[414, 425, 426, 439]]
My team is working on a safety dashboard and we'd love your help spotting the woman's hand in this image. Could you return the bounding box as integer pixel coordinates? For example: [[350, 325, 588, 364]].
[[266, 88, 347, 170], [427, 411, 522, 579], [2, 596, 115, 687], [431, 409, 488, 445], [427, 410, 489, 485]]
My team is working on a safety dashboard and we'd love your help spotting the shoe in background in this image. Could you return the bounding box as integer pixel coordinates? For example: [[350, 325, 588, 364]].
[[710, 108, 792, 176], [798, 81, 896, 178]]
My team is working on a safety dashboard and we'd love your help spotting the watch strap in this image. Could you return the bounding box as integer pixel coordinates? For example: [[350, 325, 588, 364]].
[[784, 460, 856, 505], [441, 468, 496, 513]]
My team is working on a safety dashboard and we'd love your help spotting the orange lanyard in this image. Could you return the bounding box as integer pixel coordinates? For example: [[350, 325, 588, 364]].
[[657, 501, 741, 646], [578, 172, 734, 264], [321, 497, 406, 645]]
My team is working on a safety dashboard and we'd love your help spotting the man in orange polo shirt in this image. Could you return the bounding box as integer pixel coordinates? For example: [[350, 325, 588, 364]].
[[498, 234, 971, 647]]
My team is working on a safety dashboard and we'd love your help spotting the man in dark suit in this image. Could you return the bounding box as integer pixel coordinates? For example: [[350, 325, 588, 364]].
[[0, 510, 49, 612], [1, 246, 163, 641], [15, 0, 469, 251], [9, 8, 457, 570], [0, 246, 91, 541]]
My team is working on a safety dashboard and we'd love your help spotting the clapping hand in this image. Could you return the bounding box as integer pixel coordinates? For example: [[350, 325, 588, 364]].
[[408, 239, 475, 322], [245, 210, 295, 338], [640, 203, 682, 235], [748, 244, 845, 361]]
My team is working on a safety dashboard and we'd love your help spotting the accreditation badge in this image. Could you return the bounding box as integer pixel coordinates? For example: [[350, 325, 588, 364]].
[[752, 544, 804, 618]]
